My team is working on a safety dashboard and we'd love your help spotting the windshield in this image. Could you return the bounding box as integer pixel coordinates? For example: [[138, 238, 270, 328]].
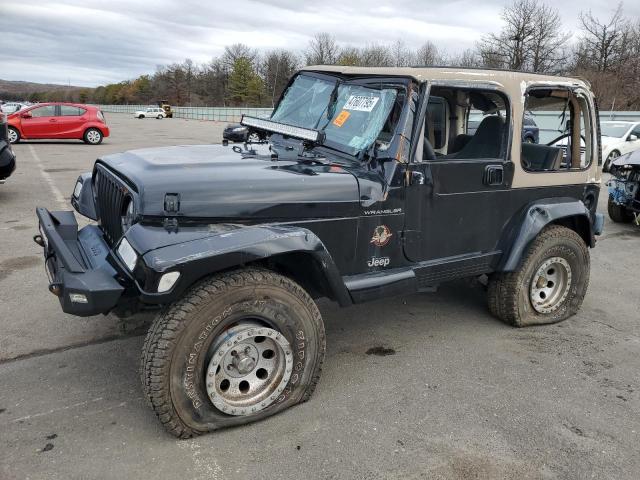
[[271, 73, 402, 156], [601, 123, 630, 138]]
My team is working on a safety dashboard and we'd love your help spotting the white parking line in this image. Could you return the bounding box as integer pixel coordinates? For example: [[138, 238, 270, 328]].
[[28, 144, 67, 208]]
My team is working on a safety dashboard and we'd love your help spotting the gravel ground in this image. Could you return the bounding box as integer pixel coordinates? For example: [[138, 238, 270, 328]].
[[0, 113, 638, 479]]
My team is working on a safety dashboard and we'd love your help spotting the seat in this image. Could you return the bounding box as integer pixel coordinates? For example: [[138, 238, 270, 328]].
[[521, 143, 563, 171], [449, 115, 505, 159], [448, 134, 472, 154]]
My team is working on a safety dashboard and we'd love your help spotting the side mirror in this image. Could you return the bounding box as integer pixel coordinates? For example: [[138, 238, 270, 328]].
[[628, 134, 638, 142], [21, 111, 32, 119]]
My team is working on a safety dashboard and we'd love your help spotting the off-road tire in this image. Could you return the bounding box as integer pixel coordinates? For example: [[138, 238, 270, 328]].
[[141, 268, 325, 438], [7, 126, 20, 144], [487, 225, 590, 327], [607, 196, 634, 223]]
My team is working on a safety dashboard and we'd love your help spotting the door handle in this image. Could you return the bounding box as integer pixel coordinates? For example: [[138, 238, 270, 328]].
[[483, 165, 504, 186], [49, 118, 57, 122]]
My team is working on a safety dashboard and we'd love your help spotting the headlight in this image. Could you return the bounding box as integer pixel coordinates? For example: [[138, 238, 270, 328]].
[[73, 180, 83, 199], [232, 127, 247, 132], [121, 196, 135, 233], [117, 237, 138, 271]]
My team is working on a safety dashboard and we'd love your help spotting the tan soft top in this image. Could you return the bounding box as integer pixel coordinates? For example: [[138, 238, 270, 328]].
[[301, 65, 588, 89]]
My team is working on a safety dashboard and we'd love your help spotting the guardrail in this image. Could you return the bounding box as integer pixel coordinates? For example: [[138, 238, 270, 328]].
[[94, 105, 273, 122]]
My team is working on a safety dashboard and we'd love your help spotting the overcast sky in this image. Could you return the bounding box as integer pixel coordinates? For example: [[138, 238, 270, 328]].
[[1, 0, 638, 87]]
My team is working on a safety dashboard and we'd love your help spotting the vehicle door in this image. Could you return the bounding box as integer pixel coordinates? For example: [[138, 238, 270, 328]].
[[19, 105, 58, 138], [403, 85, 514, 271], [623, 124, 640, 155], [55, 105, 88, 138]]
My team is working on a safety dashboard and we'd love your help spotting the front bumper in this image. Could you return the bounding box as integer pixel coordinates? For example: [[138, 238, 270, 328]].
[[35, 208, 125, 317]]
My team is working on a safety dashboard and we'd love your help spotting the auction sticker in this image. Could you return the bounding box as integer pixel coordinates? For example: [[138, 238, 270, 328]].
[[343, 95, 380, 112], [333, 110, 350, 127]]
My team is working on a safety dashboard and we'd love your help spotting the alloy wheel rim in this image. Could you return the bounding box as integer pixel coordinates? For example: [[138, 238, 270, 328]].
[[529, 257, 572, 314], [8, 129, 17, 143], [87, 130, 100, 143], [205, 321, 293, 416]]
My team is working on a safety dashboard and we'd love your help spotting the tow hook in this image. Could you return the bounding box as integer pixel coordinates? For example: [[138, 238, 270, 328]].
[[33, 234, 45, 247], [48, 283, 62, 297]]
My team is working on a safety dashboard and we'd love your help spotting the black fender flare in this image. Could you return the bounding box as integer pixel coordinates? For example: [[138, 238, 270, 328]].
[[496, 197, 595, 272], [136, 224, 352, 307]]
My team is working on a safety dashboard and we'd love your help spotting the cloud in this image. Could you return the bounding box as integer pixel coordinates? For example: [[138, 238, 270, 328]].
[[0, 0, 638, 86]]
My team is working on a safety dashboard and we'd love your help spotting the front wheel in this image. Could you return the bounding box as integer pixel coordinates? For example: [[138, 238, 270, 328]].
[[488, 225, 590, 327], [604, 150, 620, 172], [608, 196, 634, 223], [83, 128, 103, 145], [141, 268, 325, 438], [7, 126, 20, 144]]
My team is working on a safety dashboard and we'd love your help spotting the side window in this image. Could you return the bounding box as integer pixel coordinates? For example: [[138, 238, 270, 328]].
[[423, 87, 509, 161], [630, 126, 640, 139], [522, 88, 593, 171], [30, 105, 57, 118], [59, 106, 86, 116]]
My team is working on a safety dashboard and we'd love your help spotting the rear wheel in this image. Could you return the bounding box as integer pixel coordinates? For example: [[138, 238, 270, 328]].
[[608, 196, 634, 223], [488, 225, 590, 327], [141, 268, 325, 438], [156, 115, 163, 119], [83, 128, 103, 145], [7, 127, 20, 144]]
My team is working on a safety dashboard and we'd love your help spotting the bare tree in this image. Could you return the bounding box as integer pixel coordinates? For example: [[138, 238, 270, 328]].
[[447, 48, 481, 68], [478, 0, 568, 72], [222, 44, 258, 72], [391, 40, 414, 67], [415, 41, 441, 66], [305, 33, 340, 65], [529, 5, 570, 72], [575, 3, 627, 73], [260, 50, 299, 107], [360, 44, 393, 67], [337, 46, 362, 66]]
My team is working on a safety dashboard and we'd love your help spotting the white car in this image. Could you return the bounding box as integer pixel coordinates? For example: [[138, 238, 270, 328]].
[[1, 102, 26, 114], [134, 107, 166, 119], [601, 121, 640, 172]]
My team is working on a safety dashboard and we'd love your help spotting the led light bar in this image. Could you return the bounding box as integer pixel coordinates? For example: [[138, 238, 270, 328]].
[[240, 115, 324, 143]]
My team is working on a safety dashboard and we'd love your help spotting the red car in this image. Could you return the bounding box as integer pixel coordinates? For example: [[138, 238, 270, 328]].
[[7, 103, 109, 145]]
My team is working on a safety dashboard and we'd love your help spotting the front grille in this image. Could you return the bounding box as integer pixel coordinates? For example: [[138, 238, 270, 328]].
[[94, 166, 127, 245]]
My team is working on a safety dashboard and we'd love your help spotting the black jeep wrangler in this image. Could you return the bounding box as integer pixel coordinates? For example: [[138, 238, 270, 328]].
[[35, 66, 604, 437]]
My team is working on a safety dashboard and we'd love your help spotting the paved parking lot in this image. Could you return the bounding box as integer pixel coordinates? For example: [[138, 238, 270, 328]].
[[1, 114, 639, 479]]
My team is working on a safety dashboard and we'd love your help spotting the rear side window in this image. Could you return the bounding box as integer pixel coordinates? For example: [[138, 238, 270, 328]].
[[59, 106, 86, 116], [30, 106, 57, 118], [522, 88, 593, 172]]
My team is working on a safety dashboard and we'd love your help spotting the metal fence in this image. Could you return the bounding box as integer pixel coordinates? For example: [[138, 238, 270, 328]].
[[95, 104, 640, 132], [94, 105, 273, 122]]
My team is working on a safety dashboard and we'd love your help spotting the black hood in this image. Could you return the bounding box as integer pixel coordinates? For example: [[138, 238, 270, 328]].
[[97, 144, 361, 219]]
